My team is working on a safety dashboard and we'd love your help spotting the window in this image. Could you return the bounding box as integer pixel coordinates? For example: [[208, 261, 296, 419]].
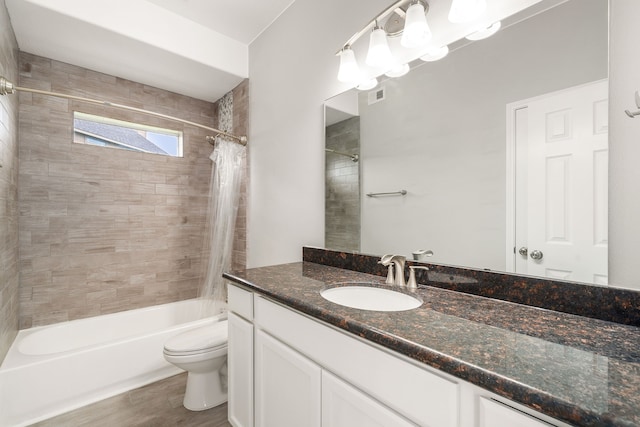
[[73, 112, 183, 157]]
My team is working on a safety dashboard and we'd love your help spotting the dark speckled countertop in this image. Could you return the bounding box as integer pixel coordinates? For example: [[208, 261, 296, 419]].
[[224, 262, 640, 427]]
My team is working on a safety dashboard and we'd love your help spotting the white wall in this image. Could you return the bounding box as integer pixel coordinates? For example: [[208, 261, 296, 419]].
[[609, 0, 640, 290], [247, 0, 389, 267]]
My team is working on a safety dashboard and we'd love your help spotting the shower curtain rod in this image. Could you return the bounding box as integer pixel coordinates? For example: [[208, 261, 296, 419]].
[[0, 76, 248, 146]]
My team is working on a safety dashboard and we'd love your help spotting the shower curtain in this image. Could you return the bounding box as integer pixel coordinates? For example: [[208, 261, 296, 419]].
[[198, 135, 244, 315]]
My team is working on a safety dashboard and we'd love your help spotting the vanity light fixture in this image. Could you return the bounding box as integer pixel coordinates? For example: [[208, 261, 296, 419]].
[[448, 0, 487, 23], [336, 0, 494, 88], [337, 46, 361, 83], [465, 21, 501, 40], [336, 0, 431, 88], [366, 23, 395, 68], [420, 45, 449, 62], [400, 0, 432, 49]]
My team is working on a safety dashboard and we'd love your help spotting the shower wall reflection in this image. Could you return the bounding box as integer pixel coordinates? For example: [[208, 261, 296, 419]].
[[325, 117, 360, 252]]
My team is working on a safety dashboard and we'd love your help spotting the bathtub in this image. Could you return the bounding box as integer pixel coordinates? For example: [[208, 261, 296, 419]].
[[0, 299, 226, 427]]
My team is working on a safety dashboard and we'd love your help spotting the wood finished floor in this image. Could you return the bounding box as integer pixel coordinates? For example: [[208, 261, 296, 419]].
[[31, 373, 232, 427]]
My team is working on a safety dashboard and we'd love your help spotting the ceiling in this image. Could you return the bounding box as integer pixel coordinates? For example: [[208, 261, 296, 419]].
[[5, 0, 296, 102]]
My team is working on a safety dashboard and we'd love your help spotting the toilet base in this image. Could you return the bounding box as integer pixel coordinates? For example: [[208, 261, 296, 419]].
[[183, 370, 228, 411]]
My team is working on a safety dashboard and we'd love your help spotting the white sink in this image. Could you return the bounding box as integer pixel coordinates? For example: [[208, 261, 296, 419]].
[[320, 285, 422, 312]]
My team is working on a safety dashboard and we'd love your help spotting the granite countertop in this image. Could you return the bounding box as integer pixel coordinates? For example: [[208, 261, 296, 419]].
[[224, 262, 640, 427]]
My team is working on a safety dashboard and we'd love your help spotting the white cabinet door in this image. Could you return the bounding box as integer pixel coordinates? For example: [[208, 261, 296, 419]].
[[255, 329, 321, 427], [228, 312, 254, 427], [322, 371, 417, 427], [478, 397, 556, 427], [254, 296, 459, 427]]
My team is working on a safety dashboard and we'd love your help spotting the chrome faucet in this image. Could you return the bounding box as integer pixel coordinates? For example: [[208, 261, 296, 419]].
[[389, 255, 406, 286], [407, 265, 430, 290], [378, 254, 395, 284]]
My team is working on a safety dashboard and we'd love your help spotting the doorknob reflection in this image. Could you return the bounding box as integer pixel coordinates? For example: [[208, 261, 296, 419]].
[[530, 250, 544, 260]]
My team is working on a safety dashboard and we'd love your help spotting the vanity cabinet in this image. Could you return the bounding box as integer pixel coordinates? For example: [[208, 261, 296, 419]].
[[255, 329, 321, 427], [253, 294, 455, 427], [227, 283, 571, 427], [228, 285, 254, 427], [255, 312, 417, 427]]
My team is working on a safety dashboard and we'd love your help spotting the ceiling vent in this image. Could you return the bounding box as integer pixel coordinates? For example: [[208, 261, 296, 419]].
[[368, 86, 386, 105]]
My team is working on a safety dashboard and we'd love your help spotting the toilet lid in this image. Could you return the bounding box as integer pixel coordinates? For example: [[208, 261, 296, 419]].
[[164, 320, 228, 354]]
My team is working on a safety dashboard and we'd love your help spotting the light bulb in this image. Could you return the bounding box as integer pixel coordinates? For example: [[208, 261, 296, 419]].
[[385, 63, 410, 78], [465, 21, 501, 40], [420, 46, 449, 62], [366, 26, 394, 68], [448, 0, 487, 24], [401, 1, 432, 49], [337, 47, 360, 83]]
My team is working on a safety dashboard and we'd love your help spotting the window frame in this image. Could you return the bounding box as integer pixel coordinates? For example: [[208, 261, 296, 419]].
[[73, 111, 184, 157]]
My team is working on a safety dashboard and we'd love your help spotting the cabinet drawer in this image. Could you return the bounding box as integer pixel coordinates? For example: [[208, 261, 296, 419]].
[[255, 296, 459, 427], [228, 283, 253, 320], [478, 397, 557, 427], [322, 371, 417, 427]]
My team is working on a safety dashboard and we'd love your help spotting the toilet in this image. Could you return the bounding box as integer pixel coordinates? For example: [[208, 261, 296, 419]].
[[163, 320, 229, 411]]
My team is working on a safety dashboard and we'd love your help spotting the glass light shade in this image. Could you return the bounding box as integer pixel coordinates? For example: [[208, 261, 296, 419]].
[[401, 2, 432, 49], [337, 47, 360, 83], [448, 0, 487, 24], [366, 27, 394, 68], [420, 46, 449, 62], [465, 21, 501, 40], [385, 63, 410, 78], [356, 78, 378, 91]]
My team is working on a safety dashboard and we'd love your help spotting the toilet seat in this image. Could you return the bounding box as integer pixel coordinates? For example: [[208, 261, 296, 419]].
[[163, 320, 228, 357]]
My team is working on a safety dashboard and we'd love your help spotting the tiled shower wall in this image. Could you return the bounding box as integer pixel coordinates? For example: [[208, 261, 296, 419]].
[[230, 79, 248, 272], [18, 52, 248, 328], [0, 0, 19, 363], [325, 117, 360, 252]]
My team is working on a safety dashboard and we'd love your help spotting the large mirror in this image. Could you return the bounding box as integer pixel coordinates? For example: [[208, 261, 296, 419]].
[[325, 0, 609, 285]]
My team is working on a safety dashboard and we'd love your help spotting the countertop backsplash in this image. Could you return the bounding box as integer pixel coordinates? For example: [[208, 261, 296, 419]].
[[303, 246, 640, 326]]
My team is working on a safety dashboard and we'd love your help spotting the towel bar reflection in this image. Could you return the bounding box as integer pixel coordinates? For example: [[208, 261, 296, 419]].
[[366, 190, 407, 197]]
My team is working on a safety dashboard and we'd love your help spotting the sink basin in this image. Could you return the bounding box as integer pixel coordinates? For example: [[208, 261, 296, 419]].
[[320, 285, 422, 312]]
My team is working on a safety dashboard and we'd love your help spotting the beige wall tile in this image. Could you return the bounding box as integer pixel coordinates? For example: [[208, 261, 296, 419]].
[[0, 0, 20, 363], [18, 53, 248, 328]]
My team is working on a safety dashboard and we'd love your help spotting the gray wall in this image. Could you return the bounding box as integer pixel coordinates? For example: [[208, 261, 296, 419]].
[[359, 0, 608, 270], [0, 0, 19, 364], [325, 117, 360, 252]]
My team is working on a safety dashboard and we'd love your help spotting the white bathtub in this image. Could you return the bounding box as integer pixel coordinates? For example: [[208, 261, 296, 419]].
[[0, 299, 226, 427]]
